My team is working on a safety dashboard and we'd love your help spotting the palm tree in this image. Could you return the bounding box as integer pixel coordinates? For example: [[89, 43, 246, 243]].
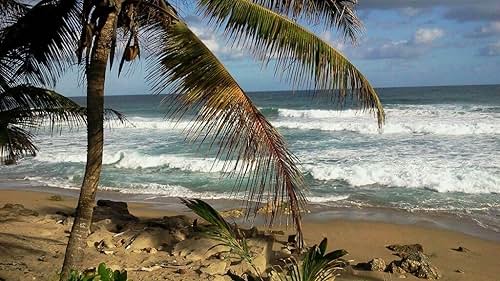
[[1, 0, 385, 278], [0, 0, 122, 165]]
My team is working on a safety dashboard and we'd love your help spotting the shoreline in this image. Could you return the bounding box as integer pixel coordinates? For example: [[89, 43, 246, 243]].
[[1, 188, 500, 280], [1, 179, 499, 242]]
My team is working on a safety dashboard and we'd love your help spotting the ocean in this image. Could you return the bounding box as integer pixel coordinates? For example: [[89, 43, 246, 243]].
[[1, 85, 499, 236]]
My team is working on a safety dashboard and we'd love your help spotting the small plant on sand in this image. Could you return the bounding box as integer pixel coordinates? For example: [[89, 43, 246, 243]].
[[67, 263, 127, 281], [271, 238, 348, 281], [181, 198, 253, 264], [182, 198, 348, 281]]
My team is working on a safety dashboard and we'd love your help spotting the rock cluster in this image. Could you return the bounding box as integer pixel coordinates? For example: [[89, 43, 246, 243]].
[[85, 200, 275, 280], [355, 244, 441, 280], [356, 258, 386, 272]]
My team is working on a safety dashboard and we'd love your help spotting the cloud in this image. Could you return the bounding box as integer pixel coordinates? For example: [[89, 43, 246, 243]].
[[444, 5, 500, 22], [400, 7, 423, 17], [357, 1, 500, 22], [467, 21, 500, 38], [353, 27, 445, 60], [414, 28, 445, 44], [355, 40, 423, 59], [185, 16, 246, 60], [478, 41, 500, 56]]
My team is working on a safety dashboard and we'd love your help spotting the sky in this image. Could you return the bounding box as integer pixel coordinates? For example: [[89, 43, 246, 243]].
[[56, 0, 500, 96]]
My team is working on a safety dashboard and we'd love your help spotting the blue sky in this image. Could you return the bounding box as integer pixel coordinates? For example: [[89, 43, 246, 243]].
[[57, 0, 500, 96]]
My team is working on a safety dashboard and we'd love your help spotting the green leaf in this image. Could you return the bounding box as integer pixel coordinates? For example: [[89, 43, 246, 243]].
[[318, 238, 328, 255], [324, 249, 348, 260]]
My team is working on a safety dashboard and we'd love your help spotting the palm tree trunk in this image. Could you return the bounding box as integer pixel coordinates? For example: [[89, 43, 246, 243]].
[[60, 8, 120, 280]]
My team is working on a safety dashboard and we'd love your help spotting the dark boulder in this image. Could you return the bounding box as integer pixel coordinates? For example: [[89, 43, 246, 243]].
[[386, 244, 441, 280], [92, 200, 138, 232]]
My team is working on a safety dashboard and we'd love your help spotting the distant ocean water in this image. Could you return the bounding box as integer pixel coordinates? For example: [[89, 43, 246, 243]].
[[1, 85, 499, 233]]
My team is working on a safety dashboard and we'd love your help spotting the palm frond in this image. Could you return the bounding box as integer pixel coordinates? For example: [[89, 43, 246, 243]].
[[252, 0, 362, 42], [0, 0, 28, 27], [197, 0, 384, 127], [0, 85, 79, 109], [271, 238, 347, 281], [146, 17, 307, 239], [181, 198, 253, 263], [0, 86, 128, 164], [0, 0, 81, 88], [0, 124, 37, 165]]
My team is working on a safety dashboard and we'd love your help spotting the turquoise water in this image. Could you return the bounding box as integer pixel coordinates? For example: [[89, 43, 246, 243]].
[[1, 85, 499, 232]]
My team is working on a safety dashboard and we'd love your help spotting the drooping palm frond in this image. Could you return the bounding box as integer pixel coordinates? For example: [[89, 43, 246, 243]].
[[252, 0, 362, 42], [0, 85, 86, 164], [1, 85, 82, 112], [146, 17, 307, 240], [271, 238, 347, 281], [0, 124, 37, 165], [0, 0, 28, 27], [0, 0, 81, 88], [0, 86, 127, 165], [197, 0, 384, 127], [181, 198, 253, 264]]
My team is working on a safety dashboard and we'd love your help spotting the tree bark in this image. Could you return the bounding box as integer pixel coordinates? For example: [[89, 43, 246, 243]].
[[60, 6, 120, 280]]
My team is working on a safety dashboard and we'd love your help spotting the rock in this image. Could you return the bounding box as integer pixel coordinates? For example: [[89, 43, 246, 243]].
[[270, 230, 285, 235], [177, 268, 187, 274], [62, 216, 74, 227], [226, 238, 273, 276], [200, 261, 229, 276], [127, 229, 172, 251], [0, 204, 38, 220], [455, 269, 464, 273], [147, 215, 192, 230], [103, 250, 114, 255], [146, 247, 158, 254], [173, 237, 230, 261], [247, 238, 273, 274], [219, 209, 245, 218], [211, 275, 232, 281], [356, 258, 386, 272], [93, 200, 138, 227], [43, 214, 66, 223], [257, 202, 274, 215], [87, 229, 114, 248], [227, 262, 250, 277], [170, 229, 187, 242], [387, 244, 424, 254], [452, 246, 470, 253], [386, 261, 407, 274], [244, 227, 260, 238], [387, 251, 441, 280], [279, 247, 292, 257], [48, 195, 63, 201]]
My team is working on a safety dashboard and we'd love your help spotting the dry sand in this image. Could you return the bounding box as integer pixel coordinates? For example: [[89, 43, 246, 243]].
[[0, 189, 499, 281]]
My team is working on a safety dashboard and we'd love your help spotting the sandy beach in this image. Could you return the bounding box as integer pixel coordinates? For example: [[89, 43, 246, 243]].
[[1, 187, 499, 281]]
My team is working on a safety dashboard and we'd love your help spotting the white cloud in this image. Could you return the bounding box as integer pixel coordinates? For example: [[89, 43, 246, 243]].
[[187, 18, 246, 60], [414, 28, 445, 45], [352, 27, 445, 60]]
